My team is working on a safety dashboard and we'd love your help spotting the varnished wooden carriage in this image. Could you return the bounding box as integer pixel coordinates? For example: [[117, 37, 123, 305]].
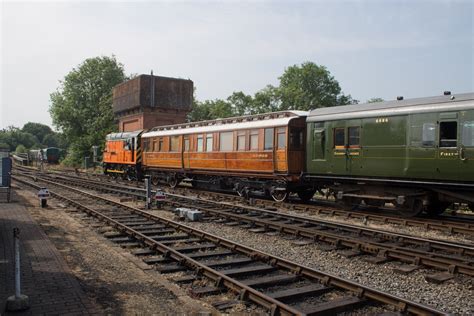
[[140, 111, 311, 201]]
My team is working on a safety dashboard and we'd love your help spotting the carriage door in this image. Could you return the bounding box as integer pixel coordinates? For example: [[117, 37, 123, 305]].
[[460, 111, 474, 180], [346, 121, 362, 174], [437, 112, 460, 178], [183, 136, 190, 169], [312, 122, 325, 160]]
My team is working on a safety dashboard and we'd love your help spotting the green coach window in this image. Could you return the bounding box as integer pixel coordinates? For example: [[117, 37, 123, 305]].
[[439, 121, 458, 147], [334, 128, 345, 148], [348, 127, 360, 147], [422, 123, 436, 147], [462, 121, 474, 146]]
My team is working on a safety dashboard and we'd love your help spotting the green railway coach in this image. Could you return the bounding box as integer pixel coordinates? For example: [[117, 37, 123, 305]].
[[305, 92, 474, 216]]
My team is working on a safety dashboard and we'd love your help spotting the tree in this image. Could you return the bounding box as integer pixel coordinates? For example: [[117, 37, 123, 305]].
[[22, 122, 53, 143], [227, 91, 254, 116], [253, 85, 281, 114], [367, 97, 385, 103], [49, 56, 126, 164], [278, 62, 356, 111], [15, 144, 27, 154]]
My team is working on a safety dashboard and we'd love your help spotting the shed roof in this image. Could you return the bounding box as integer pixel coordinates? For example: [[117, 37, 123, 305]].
[[307, 93, 474, 122]]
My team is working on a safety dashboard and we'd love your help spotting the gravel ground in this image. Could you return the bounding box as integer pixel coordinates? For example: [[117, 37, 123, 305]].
[[15, 187, 213, 315], [146, 207, 474, 315], [178, 189, 474, 245]]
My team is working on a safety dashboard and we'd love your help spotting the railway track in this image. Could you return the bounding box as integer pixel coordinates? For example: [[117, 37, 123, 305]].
[[14, 174, 446, 315], [15, 165, 474, 236], [18, 171, 474, 283], [26, 165, 474, 236]]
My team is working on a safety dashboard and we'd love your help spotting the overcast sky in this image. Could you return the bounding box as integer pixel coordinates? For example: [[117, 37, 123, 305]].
[[1, 0, 473, 130]]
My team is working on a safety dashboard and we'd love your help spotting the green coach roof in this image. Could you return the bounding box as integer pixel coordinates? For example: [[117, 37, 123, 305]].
[[307, 92, 474, 122]]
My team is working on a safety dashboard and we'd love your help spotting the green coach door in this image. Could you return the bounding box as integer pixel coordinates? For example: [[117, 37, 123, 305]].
[[460, 111, 474, 181]]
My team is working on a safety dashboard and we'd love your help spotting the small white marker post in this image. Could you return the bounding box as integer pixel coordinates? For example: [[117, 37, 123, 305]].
[[6, 228, 30, 311], [145, 177, 151, 209]]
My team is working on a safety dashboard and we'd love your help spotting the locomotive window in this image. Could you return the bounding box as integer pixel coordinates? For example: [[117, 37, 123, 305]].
[[264, 128, 274, 150], [184, 137, 190, 151], [277, 128, 286, 149], [334, 128, 345, 148], [290, 128, 303, 149], [439, 121, 457, 147], [170, 136, 179, 152], [348, 127, 360, 147], [250, 130, 259, 150], [422, 123, 436, 147], [220, 132, 233, 151], [237, 131, 246, 151], [197, 135, 204, 152], [462, 121, 474, 146], [206, 134, 213, 152]]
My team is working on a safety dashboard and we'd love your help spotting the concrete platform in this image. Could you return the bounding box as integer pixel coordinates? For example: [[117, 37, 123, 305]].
[[0, 191, 101, 315]]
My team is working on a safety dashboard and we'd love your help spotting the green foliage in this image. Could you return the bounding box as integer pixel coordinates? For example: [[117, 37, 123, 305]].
[[0, 126, 40, 151], [278, 62, 356, 110], [15, 144, 27, 154], [49, 56, 126, 163], [367, 97, 385, 103], [21, 122, 53, 143], [188, 61, 356, 122], [0, 143, 9, 151]]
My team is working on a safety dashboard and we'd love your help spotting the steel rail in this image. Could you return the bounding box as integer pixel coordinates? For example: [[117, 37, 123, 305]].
[[13, 175, 446, 315], [24, 172, 474, 254], [21, 172, 474, 277], [15, 165, 474, 236], [165, 198, 474, 277]]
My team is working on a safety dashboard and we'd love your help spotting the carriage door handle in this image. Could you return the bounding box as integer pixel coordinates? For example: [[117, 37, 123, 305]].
[[460, 147, 467, 161]]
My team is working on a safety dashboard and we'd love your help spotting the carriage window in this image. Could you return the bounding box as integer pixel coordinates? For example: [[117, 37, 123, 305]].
[[439, 121, 457, 147], [197, 134, 204, 152], [170, 136, 179, 152], [184, 136, 190, 151], [277, 128, 286, 149], [237, 131, 246, 151], [348, 127, 360, 147], [153, 138, 158, 151], [143, 139, 149, 151], [206, 134, 213, 152], [220, 132, 233, 151], [158, 138, 164, 151], [290, 128, 303, 149], [462, 121, 474, 146], [334, 128, 345, 148], [422, 123, 436, 147], [250, 130, 259, 150], [264, 128, 274, 150]]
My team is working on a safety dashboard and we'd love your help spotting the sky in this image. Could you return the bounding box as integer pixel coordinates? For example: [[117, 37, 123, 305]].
[[1, 0, 473, 130]]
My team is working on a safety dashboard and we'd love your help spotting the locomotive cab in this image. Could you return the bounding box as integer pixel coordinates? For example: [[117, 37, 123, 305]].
[[103, 130, 143, 180]]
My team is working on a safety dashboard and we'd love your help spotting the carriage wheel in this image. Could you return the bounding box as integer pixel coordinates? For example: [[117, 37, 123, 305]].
[[151, 175, 160, 186], [425, 201, 451, 216], [271, 189, 288, 202], [168, 175, 179, 188], [297, 188, 317, 202], [397, 198, 423, 217]]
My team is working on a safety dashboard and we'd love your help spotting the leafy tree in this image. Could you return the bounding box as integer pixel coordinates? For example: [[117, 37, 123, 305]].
[[42, 134, 59, 147], [22, 122, 53, 143], [227, 91, 254, 116], [252, 85, 281, 114], [15, 144, 27, 154], [0, 143, 10, 151], [49, 56, 126, 163], [278, 62, 356, 110], [367, 97, 385, 103]]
